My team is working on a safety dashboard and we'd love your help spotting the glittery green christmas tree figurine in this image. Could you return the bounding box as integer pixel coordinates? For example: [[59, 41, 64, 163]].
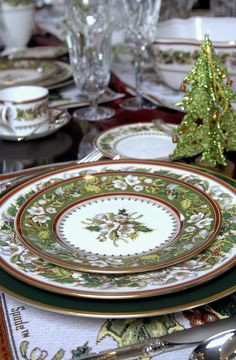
[[172, 34, 236, 166]]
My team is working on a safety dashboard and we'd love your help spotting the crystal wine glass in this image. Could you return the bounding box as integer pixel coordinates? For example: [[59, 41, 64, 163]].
[[65, 0, 115, 121], [120, 0, 162, 110]]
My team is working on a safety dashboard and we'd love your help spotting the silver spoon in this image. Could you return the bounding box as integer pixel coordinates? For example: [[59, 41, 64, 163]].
[[77, 328, 236, 360], [190, 329, 236, 360]]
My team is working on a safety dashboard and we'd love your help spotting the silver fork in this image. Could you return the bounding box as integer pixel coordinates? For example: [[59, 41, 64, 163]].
[[76, 148, 103, 164]]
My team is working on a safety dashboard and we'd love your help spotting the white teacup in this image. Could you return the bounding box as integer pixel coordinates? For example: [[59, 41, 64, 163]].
[[0, 3, 35, 51], [0, 86, 49, 136]]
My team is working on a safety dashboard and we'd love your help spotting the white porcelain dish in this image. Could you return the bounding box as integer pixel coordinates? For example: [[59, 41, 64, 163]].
[[156, 17, 236, 41], [148, 17, 236, 90], [94, 122, 177, 160]]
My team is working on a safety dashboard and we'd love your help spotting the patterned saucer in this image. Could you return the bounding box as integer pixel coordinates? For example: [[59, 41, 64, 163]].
[[0, 108, 70, 141], [15, 171, 220, 274]]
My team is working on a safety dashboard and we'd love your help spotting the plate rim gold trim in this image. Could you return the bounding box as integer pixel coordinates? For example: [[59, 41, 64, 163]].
[[14, 170, 221, 274]]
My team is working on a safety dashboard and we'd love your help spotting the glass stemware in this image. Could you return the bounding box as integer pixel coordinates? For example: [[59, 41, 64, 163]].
[[65, 0, 115, 121], [120, 0, 162, 111]]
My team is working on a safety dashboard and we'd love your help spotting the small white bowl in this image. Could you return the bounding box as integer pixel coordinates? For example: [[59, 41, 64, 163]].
[[148, 17, 236, 90]]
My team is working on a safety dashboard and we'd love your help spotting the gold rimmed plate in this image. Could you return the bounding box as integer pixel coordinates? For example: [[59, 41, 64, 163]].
[[94, 122, 177, 160], [0, 108, 70, 141], [0, 59, 72, 89], [0, 161, 235, 300], [14, 171, 221, 274], [0, 265, 235, 318]]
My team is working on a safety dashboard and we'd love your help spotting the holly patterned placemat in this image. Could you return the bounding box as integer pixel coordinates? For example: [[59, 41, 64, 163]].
[[0, 291, 236, 360]]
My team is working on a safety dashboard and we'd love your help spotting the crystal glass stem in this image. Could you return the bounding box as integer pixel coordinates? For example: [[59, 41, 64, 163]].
[[89, 97, 98, 118], [134, 51, 143, 108]]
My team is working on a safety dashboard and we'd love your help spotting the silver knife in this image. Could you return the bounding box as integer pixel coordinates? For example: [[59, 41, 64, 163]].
[[78, 316, 236, 359]]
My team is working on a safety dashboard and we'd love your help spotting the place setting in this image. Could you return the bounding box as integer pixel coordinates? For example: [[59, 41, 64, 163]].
[[0, 85, 70, 141], [0, 29, 236, 316], [0, 158, 235, 318], [0, 1, 236, 359]]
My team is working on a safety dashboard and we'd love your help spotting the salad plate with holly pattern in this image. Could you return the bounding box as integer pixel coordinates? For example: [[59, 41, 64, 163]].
[[0, 161, 235, 302], [14, 171, 220, 274]]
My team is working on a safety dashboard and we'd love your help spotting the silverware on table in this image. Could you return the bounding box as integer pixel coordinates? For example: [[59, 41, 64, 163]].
[[190, 328, 236, 360], [77, 316, 236, 360], [76, 148, 103, 164], [0, 148, 103, 195]]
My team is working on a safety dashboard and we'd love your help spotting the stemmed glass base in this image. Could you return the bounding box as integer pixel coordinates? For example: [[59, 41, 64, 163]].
[[119, 97, 157, 111], [73, 106, 115, 122]]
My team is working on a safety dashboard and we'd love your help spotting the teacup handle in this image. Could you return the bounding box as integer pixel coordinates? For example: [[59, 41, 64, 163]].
[[1, 102, 17, 130]]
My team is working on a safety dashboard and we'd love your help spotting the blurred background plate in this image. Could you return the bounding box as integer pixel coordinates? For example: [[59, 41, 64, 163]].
[[0, 60, 72, 89], [7, 46, 68, 60]]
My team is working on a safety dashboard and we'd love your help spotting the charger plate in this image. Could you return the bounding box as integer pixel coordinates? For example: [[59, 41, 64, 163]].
[[0, 263, 235, 318], [15, 171, 220, 273], [0, 60, 72, 89], [94, 123, 176, 160], [0, 161, 235, 301]]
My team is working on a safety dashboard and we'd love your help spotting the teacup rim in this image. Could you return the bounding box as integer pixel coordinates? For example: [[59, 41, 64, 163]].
[[0, 85, 48, 105]]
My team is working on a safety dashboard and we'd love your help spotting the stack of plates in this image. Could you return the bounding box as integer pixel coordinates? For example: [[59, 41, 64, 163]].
[[0, 160, 235, 318], [0, 59, 72, 90], [7, 46, 68, 60]]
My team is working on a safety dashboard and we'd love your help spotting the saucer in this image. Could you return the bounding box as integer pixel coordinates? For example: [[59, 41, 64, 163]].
[[0, 108, 70, 141]]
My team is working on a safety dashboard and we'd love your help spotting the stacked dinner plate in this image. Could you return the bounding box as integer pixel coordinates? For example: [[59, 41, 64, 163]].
[[0, 160, 235, 318], [0, 58, 72, 90]]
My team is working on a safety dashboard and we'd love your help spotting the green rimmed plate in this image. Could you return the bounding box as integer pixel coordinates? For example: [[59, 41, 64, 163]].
[[15, 171, 220, 274], [0, 252, 235, 318], [0, 60, 72, 89], [0, 161, 235, 301]]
